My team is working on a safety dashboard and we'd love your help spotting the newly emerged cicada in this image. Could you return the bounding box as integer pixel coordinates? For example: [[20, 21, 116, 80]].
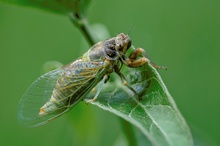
[[18, 33, 164, 127]]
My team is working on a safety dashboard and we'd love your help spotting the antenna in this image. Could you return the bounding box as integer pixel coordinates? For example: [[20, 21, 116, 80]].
[[127, 23, 134, 35]]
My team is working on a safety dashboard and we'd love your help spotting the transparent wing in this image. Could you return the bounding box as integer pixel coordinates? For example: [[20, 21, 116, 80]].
[[18, 61, 107, 127], [17, 68, 65, 127]]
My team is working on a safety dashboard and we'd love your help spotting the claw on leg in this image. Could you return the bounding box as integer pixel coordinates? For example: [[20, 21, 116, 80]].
[[149, 61, 167, 70]]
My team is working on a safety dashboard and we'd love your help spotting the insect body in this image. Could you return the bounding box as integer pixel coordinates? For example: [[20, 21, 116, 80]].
[[18, 33, 163, 127]]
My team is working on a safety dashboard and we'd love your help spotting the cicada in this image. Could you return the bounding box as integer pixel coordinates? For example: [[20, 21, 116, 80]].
[[18, 33, 164, 127]]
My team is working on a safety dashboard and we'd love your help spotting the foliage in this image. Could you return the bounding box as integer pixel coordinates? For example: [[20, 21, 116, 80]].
[[86, 63, 193, 146], [1, 0, 91, 15], [0, 0, 193, 145]]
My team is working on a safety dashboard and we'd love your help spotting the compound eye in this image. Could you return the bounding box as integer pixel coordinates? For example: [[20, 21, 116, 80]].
[[109, 45, 115, 50], [117, 45, 123, 51]]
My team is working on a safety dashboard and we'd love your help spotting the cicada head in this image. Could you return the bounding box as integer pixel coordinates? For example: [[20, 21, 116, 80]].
[[115, 33, 131, 55], [103, 33, 132, 61]]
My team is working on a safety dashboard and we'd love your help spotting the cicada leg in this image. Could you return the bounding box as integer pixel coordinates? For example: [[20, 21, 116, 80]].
[[114, 66, 142, 101], [123, 48, 167, 69], [86, 75, 108, 104]]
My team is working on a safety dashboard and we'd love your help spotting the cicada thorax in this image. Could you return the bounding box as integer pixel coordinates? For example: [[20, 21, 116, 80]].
[[82, 41, 106, 62], [39, 59, 105, 116], [82, 37, 119, 62]]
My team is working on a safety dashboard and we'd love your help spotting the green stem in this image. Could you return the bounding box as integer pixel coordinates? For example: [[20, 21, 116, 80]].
[[69, 13, 95, 46]]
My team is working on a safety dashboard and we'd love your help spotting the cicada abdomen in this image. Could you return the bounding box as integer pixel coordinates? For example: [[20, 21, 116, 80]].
[[39, 60, 105, 116], [18, 59, 107, 127]]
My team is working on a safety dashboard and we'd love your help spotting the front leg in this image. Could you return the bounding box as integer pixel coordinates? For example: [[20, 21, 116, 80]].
[[123, 48, 166, 69]]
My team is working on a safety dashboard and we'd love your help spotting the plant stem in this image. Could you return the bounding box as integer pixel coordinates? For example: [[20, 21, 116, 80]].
[[69, 13, 95, 46]]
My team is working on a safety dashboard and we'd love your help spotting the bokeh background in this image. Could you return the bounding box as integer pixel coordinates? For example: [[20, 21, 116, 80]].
[[0, 0, 220, 145]]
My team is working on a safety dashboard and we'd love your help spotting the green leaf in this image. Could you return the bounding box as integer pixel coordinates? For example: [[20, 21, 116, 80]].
[[85, 64, 193, 146], [0, 0, 92, 15]]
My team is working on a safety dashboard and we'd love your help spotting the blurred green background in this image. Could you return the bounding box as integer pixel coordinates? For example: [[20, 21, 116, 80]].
[[0, 0, 220, 145]]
